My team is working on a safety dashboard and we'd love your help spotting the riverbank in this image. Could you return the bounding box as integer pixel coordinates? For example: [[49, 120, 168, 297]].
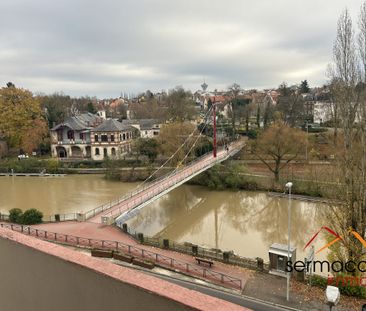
[[1, 221, 363, 310], [0, 155, 339, 199], [188, 161, 336, 199]]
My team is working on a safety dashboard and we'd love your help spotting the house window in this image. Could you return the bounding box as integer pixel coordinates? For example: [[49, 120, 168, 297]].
[[111, 134, 115, 142], [120, 134, 122, 141], [67, 130, 74, 140], [95, 148, 100, 155], [123, 133, 126, 140], [101, 135, 108, 142], [111, 148, 116, 156], [153, 131, 159, 136], [57, 130, 63, 141], [94, 135, 99, 142], [145, 131, 148, 135], [103, 148, 108, 158], [79, 133, 84, 140]]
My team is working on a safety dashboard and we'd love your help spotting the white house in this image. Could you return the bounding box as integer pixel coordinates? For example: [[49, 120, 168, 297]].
[[90, 119, 135, 160], [121, 119, 161, 138]]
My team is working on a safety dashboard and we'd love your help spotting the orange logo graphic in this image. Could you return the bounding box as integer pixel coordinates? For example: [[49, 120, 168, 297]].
[[304, 226, 366, 254]]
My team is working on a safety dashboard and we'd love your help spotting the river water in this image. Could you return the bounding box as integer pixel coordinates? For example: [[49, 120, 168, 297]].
[[0, 175, 329, 262]]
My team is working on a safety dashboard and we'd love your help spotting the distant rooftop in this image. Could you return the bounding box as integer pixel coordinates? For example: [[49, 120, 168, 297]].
[[93, 118, 132, 132]]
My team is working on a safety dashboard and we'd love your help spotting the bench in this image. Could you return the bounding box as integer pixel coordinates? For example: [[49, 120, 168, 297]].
[[195, 257, 214, 267]]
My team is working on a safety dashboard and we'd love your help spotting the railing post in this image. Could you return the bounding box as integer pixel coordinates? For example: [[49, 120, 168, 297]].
[[35, 229, 38, 237], [76, 237, 79, 245], [221, 274, 224, 283]]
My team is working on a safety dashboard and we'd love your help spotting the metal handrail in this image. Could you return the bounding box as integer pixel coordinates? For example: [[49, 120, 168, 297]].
[[0, 223, 242, 290], [85, 140, 245, 220]]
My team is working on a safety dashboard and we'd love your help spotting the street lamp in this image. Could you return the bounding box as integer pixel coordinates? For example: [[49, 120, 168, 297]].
[[285, 181, 293, 302], [305, 121, 309, 161]]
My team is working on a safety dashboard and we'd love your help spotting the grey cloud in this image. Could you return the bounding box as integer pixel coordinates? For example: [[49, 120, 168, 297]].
[[0, 0, 365, 97]]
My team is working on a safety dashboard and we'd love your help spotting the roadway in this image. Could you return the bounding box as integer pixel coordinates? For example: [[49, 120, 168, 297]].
[[141, 269, 298, 311]]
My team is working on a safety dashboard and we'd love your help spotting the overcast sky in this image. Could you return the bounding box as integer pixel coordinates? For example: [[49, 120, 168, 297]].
[[0, 0, 365, 98]]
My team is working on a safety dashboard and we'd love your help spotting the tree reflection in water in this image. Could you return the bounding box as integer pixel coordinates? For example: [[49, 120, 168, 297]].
[[126, 185, 324, 258]]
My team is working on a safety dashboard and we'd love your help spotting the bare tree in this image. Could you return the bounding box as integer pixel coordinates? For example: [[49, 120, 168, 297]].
[[227, 83, 241, 137], [251, 121, 307, 182], [327, 8, 366, 266]]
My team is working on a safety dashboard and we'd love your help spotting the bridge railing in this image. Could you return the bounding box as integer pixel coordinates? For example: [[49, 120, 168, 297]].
[[0, 223, 243, 290], [84, 148, 218, 220], [84, 139, 245, 220], [121, 224, 267, 273]]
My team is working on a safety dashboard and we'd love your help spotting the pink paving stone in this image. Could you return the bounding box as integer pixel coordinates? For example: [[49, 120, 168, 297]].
[[0, 226, 250, 311], [29, 221, 250, 289]]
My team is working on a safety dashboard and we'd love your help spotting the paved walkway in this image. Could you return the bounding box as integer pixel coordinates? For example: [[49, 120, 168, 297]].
[[2, 221, 364, 310], [26, 221, 251, 290]]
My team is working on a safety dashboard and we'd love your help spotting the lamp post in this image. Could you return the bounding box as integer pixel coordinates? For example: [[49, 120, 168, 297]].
[[285, 181, 293, 302], [305, 121, 309, 161], [213, 103, 217, 158]]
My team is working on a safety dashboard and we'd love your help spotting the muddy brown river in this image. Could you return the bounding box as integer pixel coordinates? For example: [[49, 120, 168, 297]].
[[0, 175, 329, 262]]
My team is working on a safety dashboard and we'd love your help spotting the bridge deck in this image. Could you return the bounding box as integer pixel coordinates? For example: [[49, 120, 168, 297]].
[[87, 139, 246, 224]]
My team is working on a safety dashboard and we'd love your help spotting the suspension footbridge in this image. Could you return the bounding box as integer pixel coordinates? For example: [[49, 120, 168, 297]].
[[84, 105, 246, 225]]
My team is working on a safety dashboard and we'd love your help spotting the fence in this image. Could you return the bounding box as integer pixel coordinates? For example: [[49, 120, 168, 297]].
[[120, 224, 268, 273], [0, 212, 77, 223], [83, 140, 246, 222], [0, 223, 243, 290]]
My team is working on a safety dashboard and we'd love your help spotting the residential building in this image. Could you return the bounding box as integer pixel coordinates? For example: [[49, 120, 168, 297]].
[[50, 113, 103, 159], [122, 119, 161, 138], [50, 114, 135, 160], [90, 119, 135, 160]]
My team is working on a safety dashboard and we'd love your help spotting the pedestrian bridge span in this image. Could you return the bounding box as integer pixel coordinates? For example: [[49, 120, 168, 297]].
[[85, 139, 246, 225]]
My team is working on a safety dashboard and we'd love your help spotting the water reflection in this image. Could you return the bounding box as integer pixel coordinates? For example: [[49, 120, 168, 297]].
[[127, 185, 328, 261], [0, 175, 138, 215]]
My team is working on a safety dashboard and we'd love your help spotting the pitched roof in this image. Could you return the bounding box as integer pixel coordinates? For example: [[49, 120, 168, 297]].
[[207, 95, 227, 103], [122, 119, 160, 130], [51, 113, 102, 131], [92, 119, 132, 132]]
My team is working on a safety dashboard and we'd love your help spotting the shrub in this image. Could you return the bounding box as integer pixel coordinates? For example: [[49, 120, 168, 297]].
[[9, 208, 23, 223], [246, 129, 258, 139], [309, 275, 327, 288], [46, 159, 59, 173], [334, 273, 366, 298], [19, 208, 43, 225]]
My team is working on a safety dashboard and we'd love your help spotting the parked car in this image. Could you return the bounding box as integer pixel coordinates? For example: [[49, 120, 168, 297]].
[[17, 154, 29, 160], [302, 123, 328, 133]]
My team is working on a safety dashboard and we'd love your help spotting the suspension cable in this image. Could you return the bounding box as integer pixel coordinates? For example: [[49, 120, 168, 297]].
[[134, 105, 213, 189]]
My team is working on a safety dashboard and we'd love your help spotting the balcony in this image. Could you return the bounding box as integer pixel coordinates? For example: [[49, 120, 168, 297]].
[[53, 139, 90, 145]]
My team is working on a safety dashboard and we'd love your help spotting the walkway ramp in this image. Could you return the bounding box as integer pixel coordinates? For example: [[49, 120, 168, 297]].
[[86, 139, 246, 225]]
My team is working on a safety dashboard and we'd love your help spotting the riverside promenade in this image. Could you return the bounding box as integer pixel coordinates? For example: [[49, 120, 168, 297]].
[[2, 220, 363, 310], [1, 221, 249, 291]]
